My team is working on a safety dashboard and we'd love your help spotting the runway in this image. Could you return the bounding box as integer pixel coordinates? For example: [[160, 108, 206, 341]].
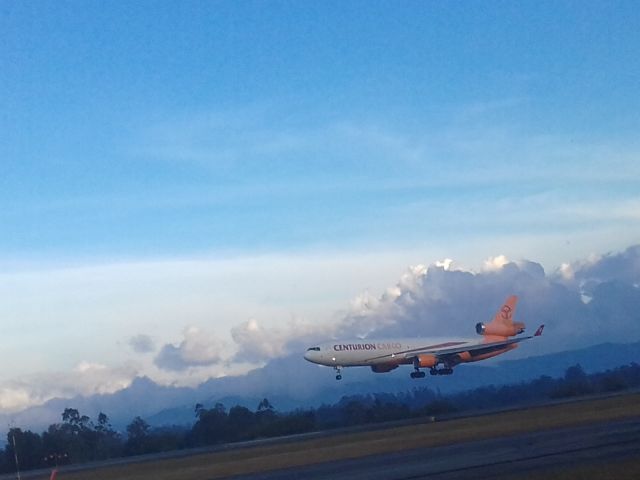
[[231, 418, 640, 480]]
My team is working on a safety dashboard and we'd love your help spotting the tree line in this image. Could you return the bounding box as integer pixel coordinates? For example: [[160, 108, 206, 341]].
[[1, 362, 639, 474]]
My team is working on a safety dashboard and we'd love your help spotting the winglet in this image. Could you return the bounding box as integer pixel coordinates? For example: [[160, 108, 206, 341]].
[[534, 324, 545, 336]]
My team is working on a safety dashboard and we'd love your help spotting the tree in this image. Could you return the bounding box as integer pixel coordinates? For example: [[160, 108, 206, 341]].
[[61, 408, 91, 434], [5, 428, 45, 472], [227, 406, 255, 441], [125, 417, 151, 456], [599, 371, 628, 392], [257, 398, 274, 413], [256, 398, 276, 423], [551, 364, 594, 398], [43, 408, 99, 463], [93, 413, 122, 459], [189, 403, 229, 446]]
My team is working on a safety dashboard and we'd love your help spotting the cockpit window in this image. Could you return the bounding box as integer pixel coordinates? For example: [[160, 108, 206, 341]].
[[306, 347, 321, 351]]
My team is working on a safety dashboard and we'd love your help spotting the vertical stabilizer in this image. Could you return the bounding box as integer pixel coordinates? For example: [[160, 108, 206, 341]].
[[492, 295, 518, 327], [476, 295, 525, 338]]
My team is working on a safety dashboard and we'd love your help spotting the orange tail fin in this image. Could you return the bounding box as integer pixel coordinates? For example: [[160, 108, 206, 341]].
[[476, 295, 525, 338], [493, 295, 518, 326]]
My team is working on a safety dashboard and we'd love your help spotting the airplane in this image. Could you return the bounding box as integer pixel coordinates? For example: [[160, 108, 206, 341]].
[[304, 295, 544, 380]]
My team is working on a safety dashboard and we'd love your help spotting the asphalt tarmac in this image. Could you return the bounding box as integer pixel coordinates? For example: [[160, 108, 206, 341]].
[[230, 418, 640, 480]]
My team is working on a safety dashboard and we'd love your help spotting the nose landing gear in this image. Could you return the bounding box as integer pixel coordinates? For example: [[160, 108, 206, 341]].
[[334, 366, 343, 380]]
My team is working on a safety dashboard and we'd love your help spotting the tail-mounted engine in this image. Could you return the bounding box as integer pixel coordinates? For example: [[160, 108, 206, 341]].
[[476, 322, 525, 337]]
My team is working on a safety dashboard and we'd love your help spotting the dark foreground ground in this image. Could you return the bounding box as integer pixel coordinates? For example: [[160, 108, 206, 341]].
[[232, 418, 640, 480], [4, 392, 640, 479]]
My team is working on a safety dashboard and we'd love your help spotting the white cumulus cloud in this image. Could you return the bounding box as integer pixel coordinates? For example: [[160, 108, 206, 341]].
[[154, 326, 228, 371], [0, 362, 137, 413], [231, 317, 335, 363], [483, 255, 511, 272]]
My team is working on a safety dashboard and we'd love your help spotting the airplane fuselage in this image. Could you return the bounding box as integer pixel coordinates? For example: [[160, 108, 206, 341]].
[[304, 337, 480, 367]]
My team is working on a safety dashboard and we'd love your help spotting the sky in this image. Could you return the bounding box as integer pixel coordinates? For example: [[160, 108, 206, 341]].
[[1, 1, 639, 413]]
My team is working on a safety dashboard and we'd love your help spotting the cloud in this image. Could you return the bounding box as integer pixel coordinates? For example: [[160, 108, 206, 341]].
[[154, 326, 228, 371], [127, 245, 640, 375], [558, 245, 640, 290], [236, 245, 640, 362], [483, 255, 510, 272], [370, 248, 639, 351], [231, 318, 335, 363], [231, 319, 286, 362], [128, 334, 155, 354], [228, 261, 455, 359], [229, 263, 445, 362], [0, 362, 137, 413]]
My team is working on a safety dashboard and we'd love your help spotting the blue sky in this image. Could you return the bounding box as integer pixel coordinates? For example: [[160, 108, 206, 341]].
[[1, 1, 639, 411]]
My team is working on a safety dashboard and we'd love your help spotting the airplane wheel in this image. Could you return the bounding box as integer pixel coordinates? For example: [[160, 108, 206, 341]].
[[336, 374, 342, 380]]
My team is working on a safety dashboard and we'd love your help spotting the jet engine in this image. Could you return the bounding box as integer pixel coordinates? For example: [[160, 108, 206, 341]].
[[370, 364, 399, 373], [476, 322, 525, 337], [416, 354, 437, 368]]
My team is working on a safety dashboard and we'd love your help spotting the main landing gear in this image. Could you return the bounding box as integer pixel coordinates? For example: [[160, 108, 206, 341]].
[[411, 358, 426, 378], [334, 366, 342, 380], [429, 367, 454, 376], [411, 361, 455, 379]]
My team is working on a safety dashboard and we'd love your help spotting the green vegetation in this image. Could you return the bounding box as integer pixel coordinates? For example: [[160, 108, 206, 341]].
[[1, 362, 639, 475]]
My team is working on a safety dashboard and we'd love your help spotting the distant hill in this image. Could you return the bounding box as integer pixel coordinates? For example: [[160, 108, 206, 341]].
[[494, 341, 640, 383], [2, 341, 638, 435]]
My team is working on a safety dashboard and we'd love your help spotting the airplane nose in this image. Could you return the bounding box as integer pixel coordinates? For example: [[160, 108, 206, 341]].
[[304, 349, 319, 362]]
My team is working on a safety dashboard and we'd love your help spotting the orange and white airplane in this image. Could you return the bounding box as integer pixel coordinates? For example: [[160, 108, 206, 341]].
[[304, 295, 543, 380]]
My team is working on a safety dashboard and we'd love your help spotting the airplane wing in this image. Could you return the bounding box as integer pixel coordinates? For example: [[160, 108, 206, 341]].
[[365, 325, 544, 364]]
